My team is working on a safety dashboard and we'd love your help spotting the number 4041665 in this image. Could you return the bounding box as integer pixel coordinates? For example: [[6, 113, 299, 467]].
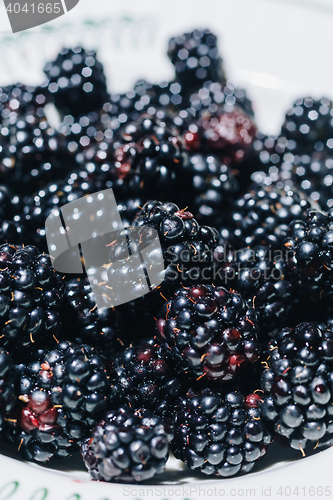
[[5, 3, 62, 14]]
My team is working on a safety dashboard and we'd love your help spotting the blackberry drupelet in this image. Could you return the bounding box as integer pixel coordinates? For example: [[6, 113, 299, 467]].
[[156, 284, 260, 382], [43, 47, 108, 117], [171, 386, 272, 477], [131, 201, 219, 289], [0, 347, 16, 434], [6, 341, 118, 462], [228, 181, 314, 249], [63, 277, 126, 355], [0, 111, 71, 194], [186, 153, 240, 227], [167, 29, 225, 96], [260, 322, 333, 451], [81, 405, 173, 483], [114, 340, 183, 419], [0, 244, 65, 356], [283, 209, 333, 299]]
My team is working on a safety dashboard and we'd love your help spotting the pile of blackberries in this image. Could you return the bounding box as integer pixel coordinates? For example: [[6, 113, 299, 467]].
[[0, 28, 333, 484]]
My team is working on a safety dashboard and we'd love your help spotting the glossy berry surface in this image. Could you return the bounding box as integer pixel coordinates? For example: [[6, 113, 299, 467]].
[[43, 47, 108, 117], [0, 244, 65, 355], [167, 29, 225, 96], [114, 340, 183, 419]]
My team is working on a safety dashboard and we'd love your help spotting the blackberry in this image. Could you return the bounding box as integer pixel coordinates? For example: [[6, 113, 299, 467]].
[[183, 106, 257, 175], [0, 244, 65, 356], [6, 341, 117, 462], [280, 97, 333, 151], [283, 209, 333, 299], [114, 340, 183, 419], [63, 277, 125, 355], [43, 47, 108, 117], [185, 153, 240, 227], [0, 348, 16, 434], [171, 386, 272, 477], [131, 201, 218, 289], [112, 114, 190, 203], [228, 181, 314, 249], [260, 322, 333, 451], [167, 29, 225, 96], [81, 405, 172, 483], [156, 284, 260, 382], [0, 111, 71, 194], [187, 80, 254, 117]]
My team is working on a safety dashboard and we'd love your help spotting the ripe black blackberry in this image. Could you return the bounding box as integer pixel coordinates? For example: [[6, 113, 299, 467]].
[[283, 209, 333, 300], [63, 277, 126, 355], [171, 386, 272, 477], [187, 80, 254, 117], [280, 97, 333, 151], [5, 341, 118, 462], [0, 347, 16, 434], [114, 340, 183, 419], [43, 47, 108, 117], [167, 29, 225, 96], [0, 111, 71, 194], [81, 405, 172, 483], [112, 113, 190, 203], [185, 153, 240, 227], [260, 322, 333, 451], [0, 244, 65, 357], [131, 201, 218, 289], [156, 284, 260, 382], [228, 181, 314, 249]]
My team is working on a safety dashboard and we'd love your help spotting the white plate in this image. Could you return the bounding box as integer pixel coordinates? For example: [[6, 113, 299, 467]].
[[1, 0, 333, 498]]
